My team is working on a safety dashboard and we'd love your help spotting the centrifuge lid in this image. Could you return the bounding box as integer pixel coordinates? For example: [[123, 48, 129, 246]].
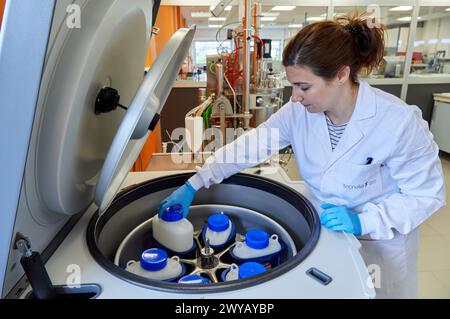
[[94, 26, 196, 215]]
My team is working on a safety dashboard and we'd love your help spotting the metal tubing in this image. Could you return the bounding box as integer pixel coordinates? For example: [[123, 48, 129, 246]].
[[243, 0, 251, 129]]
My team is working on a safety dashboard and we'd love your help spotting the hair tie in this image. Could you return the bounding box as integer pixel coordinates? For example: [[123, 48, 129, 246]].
[[345, 24, 359, 34]]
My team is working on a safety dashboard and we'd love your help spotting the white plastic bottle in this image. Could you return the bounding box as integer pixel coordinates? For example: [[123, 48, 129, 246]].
[[153, 204, 194, 253], [126, 248, 183, 281], [232, 229, 281, 259], [204, 213, 233, 247]]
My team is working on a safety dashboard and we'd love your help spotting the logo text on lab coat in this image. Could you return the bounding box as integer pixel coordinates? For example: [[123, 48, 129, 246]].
[[343, 179, 377, 190]]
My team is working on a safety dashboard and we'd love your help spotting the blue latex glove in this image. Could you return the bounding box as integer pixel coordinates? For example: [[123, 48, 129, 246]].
[[158, 182, 196, 218], [320, 203, 362, 235]]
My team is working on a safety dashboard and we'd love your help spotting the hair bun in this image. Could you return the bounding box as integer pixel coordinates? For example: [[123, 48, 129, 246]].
[[344, 24, 359, 34]]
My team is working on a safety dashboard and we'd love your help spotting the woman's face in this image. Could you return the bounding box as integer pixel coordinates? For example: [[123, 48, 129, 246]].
[[285, 65, 342, 113]]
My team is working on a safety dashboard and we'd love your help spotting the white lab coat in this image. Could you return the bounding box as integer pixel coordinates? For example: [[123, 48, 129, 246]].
[[188, 79, 446, 298]]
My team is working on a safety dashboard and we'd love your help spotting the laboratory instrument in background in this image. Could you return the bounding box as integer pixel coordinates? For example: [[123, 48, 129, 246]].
[[185, 1, 284, 153]]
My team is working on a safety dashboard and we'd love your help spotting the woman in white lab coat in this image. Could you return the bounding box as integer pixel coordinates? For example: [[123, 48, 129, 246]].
[[159, 13, 446, 298]]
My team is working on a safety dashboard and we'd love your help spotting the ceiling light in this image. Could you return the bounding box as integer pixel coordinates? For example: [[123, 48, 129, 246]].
[[271, 6, 296, 11], [390, 6, 413, 11], [261, 17, 277, 21], [208, 24, 222, 28], [306, 17, 325, 22], [210, 5, 232, 11], [191, 12, 211, 18], [263, 12, 280, 17], [209, 17, 226, 21], [397, 16, 421, 22], [446, 8, 450, 11], [289, 24, 303, 28]]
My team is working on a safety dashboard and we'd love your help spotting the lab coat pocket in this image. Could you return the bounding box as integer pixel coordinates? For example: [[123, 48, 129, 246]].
[[337, 162, 383, 204]]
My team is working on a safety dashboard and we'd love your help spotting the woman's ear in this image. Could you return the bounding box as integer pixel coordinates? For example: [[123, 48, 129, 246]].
[[336, 65, 351, 84]]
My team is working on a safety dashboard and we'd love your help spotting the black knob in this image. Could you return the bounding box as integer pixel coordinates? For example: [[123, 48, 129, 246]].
[[95, 87, 127, 114]]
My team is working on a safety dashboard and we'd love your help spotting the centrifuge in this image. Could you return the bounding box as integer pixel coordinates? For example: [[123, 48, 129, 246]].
[[0, 0, 375, 299]]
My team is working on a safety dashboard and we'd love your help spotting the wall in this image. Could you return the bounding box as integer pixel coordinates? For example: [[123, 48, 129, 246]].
[[134, 5, 186, 171]]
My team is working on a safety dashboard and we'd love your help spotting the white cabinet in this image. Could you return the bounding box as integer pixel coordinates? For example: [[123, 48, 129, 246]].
[[431, 95, 450, 153]]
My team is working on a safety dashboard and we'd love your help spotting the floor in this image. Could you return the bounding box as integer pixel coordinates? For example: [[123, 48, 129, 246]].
[[283, 152, 450, 299], [418, 152, 450, 299]]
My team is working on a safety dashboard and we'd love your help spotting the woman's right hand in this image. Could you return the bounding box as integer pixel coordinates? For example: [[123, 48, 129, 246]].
[[158, 182, 197, 218]]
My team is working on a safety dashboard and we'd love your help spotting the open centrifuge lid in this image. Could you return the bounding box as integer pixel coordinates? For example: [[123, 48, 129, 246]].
[[94, 26, 196, 215]]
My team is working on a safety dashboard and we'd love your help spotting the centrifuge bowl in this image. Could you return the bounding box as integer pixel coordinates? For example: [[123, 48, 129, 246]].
[[87, 172, 320, 293]]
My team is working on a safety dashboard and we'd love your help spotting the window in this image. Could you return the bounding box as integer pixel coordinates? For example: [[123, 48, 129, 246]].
[[193, 41, 232, 66], [271, 40, 283, 61], [334, 5, 414, 78], [412, 6, 450, 75]]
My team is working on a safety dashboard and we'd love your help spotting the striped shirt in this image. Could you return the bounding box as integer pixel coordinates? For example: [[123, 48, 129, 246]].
[[326, 115, 348, 151]]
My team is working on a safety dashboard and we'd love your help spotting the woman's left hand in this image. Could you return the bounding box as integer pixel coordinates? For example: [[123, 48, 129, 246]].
[[320, 203, 362, 235]]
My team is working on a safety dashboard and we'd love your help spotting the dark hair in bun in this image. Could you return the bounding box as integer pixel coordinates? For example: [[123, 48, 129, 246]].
[[283, 12, 385, 82]]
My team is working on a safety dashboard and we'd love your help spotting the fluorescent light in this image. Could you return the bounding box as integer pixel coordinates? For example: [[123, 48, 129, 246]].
[[446, 8, 450, 11], [208, 24, 222, 28], [209, 17, 226, 21], [271, 6, 296, 11], [390, 6, 413, 11], [191, 12, 211, 18], [428, 39, 438, 44], [263, 12, 280, 17], [261, 17, 277, 21], [441, 38, 450, 44], [414, 40, 425, 47], [210, 5, 232, 11], [289, 24, 303, 28], [260, 24, 265, 27], [306, 17, 325, 22], [397, 16, 421, 22]]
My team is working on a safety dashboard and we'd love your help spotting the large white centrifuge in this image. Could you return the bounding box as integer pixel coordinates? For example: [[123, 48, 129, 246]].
[[0, 0, 375, 299]]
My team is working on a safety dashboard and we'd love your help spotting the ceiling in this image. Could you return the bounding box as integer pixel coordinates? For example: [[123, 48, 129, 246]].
[[180, 4, 450, 29]]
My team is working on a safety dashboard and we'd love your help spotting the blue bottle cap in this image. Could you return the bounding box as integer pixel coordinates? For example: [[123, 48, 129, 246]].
[[140, 248, 168, 271], [207, 213, 230, 232], [245, 230, 269, 250], [178, 274, 210, 284], [161, 204, 184, 222], [238, 262, 266, 279]]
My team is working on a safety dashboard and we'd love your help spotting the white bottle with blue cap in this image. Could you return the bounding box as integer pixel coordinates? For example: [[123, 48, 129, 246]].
[[153, 204, 194, 253], [178, 274, 211, 285], [125, 248, 184, 281], [204, 213, 234, 247], [224, 262, 266, 282], [232, 229, 282, 259]]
